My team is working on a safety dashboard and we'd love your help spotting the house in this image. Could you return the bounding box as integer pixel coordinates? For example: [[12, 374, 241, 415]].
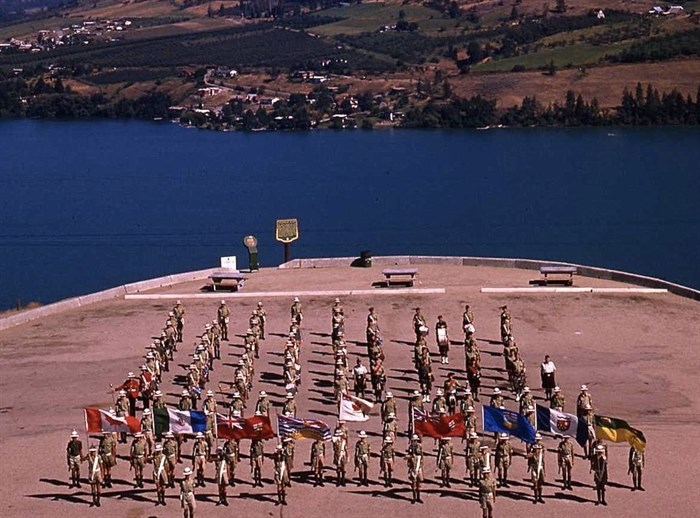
[[665, 5, 684, 15], [259, 97, 281, 107], [198, 87, 222, 97], [596, 10, 605, 19]]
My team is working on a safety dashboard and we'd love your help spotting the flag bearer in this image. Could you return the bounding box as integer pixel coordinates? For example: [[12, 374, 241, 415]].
[[66, 430, 83, 488], [495, 433, 512, 487], [211, 446, 229, 506], [557, 435, 575, 490], [527, 443, 546, 503], [437, 437, 454, 488], [310, 438, 325, 487], [223, 436, 239, 486], [99, 431, 117, 488], [332, 429, 348, 487], [180, 467, 196, 518], [274, 444, 289, 505], [282, 436, 295, 486]]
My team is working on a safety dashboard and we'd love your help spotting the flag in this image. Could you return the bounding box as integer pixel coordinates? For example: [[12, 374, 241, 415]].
[[594, 414, 646, 451], [278, 415, 332, 441], [339, 394, 374, 422], [412, 408, 466, 438], [483, 406, 536, 444], [216, 413, 275, 440], [536, 405, 588, 447], [153, 407, 207, 436], [84, 407, 140, 434]]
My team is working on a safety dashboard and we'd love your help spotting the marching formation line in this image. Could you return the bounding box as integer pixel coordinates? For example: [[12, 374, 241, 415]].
[[480, 287, 668, 294], [124, 287, 446, 300]]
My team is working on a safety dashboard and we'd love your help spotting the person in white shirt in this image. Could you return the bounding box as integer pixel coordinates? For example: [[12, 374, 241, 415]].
[[540, 355, 557, 400]]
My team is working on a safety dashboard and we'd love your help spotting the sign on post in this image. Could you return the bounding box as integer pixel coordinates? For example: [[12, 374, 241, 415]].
[[275, 219, 299, 263]]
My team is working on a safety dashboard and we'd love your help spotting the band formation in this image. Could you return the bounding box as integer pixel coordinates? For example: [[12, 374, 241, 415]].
[[65, 299, 647, 517]]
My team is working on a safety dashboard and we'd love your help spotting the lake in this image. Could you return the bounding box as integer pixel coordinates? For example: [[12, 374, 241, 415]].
[[0, 119, 698, 309]]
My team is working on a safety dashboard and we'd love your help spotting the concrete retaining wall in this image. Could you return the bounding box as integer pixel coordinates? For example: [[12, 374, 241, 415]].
[[279, 256, 700, 301], [0, 268, 216, 332]]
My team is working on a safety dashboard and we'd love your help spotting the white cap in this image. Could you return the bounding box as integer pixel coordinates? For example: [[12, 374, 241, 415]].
[[183, 467, 193, 475], [467, 406, 475, 413], [259, 391, 267, 397], [581, 385, 588, 391], [155, 390, 163, 397], [206, 390, 214, 397], [176, 300, 182, 305], [493, 388, 501, 394], [294, 297, 300, 302], [155, 443, 163, 450], [413, 390, 421, 396], [334, 298, 340, 303], [436, 388, 444, 395], [386, 392, 393, 398], [482, 467, 491, 473], [118, 390, 127, 396], [523, 387, 530, 392], [358, 431, 367, 438], [554, 386, 561, 392], [535, 433, 542, 440], [182, 389, 190, 396], [143, 408, 151, 415], [469, 432, 478, 439], [286, 393, 294, 399], [134, 432, 143, 438], [70, 430, 79, 438], [221, 300, 226, 304], [196, 432, 204, 439], [411, 434, 420, 440], [500, 433, 509, 439], [127, 371, 134, 377]]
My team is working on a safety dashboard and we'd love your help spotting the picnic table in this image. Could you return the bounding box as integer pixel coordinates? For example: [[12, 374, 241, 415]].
[[538, 265, 577, 286], [209, 270, 248, 291], [382, 268, 418, 287]]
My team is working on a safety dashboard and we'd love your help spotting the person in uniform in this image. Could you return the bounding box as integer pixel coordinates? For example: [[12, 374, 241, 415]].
[[334, 362, 348, 402], [282, 392, 297, 417], [141, 408, 154, 455], [210, 320, 222, 360], [413, 307, 427, 341], [223, 436, 239, 487], [540, 355, 557, 401], [489, 388, 504, 408], [382, 412, 398, 442], [576, 385, 593, 418], [446, 388, 459, 415], [180, 467, 196, 518], [408, 390, 424, 436], [173, 300, 185, 343], [432, 388, 448, 414], [519, 386, 534, 415], [66, 430, 83, 488], [381, 392, 397, 422], [557, 435, 575, 490], [406, 434, 424, 503], [551, 386, 565, 412], [250, 438, 265, 487], [291, 297, 303, 327], [163, 431, 179, 488], [462, 304, 475, 338], [310, 438, 325, 487], [371, 357, 387, 402], [629, 445, 645, 491], [437, 437, 454, 488], [282, 437, 295, 486], [332, 428, 348, 486], [479, 467, 497, 518], [151, 443, 169, 506], [418, 349, 433, 403], [98, 431, 117, 488], [380, 436, 395, 487], [524, 405, 537, 429], [211, 446, 229, 506], [353, 357, 368, 399], [499, 305, 512, 343], [592, 444, 608, 505], [273, 444, 289, 505], [85, 445, 104, 507], [527, 443, 546, 503], [466, 432, 481, 486], [435, 315, 450, 364], [192, 432, 209, 487], [495, 433, 512, 487], [217, 300, 230, 341], [255, 391, 270, 417], [115, 390, 131, 443], [464, 406, 478, 438], [130, 432, 148, 488], [256, 302, 267, 340], [354, 431, 370, 486]]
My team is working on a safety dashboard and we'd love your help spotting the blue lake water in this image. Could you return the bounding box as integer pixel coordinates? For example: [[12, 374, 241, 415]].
[[0, 119, 698, 309]]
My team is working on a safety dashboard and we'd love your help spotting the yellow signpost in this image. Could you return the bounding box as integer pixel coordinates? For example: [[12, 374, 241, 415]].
[[275, 219, 299, 263]]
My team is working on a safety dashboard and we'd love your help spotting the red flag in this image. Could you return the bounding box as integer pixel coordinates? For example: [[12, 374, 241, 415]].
[[217, 414, 275, 440], [85, 407, 140, 434], [414, 410, 465, 439]]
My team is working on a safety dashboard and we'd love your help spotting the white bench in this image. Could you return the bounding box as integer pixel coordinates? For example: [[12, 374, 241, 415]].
[[382, 268, 418, 287]]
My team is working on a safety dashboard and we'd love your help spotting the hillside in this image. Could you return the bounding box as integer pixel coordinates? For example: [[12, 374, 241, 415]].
[[0, 0, 699, 128]]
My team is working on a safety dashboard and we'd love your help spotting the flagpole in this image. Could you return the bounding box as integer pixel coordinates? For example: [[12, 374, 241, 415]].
[[83, 408, 90, 449]]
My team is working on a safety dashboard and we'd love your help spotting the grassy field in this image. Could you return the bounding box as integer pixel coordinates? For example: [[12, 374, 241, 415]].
[[313, 3, 456, 36], [473, 41, 631, 72]]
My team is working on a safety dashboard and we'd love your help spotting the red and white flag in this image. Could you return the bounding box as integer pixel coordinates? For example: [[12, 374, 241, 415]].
[[85, 407, 140, 434], [216, 413, 275, 440], [339, 394, 374, 422]]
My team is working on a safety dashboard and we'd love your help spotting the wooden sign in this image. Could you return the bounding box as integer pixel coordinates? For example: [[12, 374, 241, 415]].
[[276, 219, 299, 244]]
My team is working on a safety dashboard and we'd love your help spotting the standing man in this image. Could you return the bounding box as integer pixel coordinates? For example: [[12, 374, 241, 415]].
[[558, 435, 575, 490], [437, 437, 454, 488], [255, 391, 270, 417], [173, 300, 185, 343], [250, 438, 265, 487], [332, 428, 348, 487], [500, 305, 512, 343], [66, 430, 83, 488], [576, 385, 594, 418], [406, 434, 424, 503], [479, 467, 497, 518], [180, 467, 196, 518], [274, 444, 289, 505], [435, 315, 450, 364], [413, 307, 427, 341], [354, 431, 370, 486], [211, 446, 229, 506], [223, 436, 239, 487], [310, 438, 325, 487], [291, 297, 303, 328], [495, 433, 512, 487], [540, 355, 557, 401], [130, 432, 148, 488], [551, 386, 566, 412], [528, 443, 546, 504], [380, 436, 395, 487], [99, 431, 116, 490], [217, 300, 230, 341], [151, 443, 169, 506], [629, 445, 645, 491], [85, 445, 104, 507], [257, 301, 267, 340], [463, 304, 475, 338], [592, 444, 608, 505], [192, 432, 209, 488], [353, 358, 368, 399]]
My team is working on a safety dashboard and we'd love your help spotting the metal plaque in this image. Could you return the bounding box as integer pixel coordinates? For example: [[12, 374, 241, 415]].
[[275, 219, 299, 244]]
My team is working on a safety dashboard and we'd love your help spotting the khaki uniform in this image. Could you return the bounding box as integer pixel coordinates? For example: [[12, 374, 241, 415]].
[[255, 397, 270, 416], [495, 440, 512, 486], [250, 440, 264, 486], [282, 398, 297, 417], [558, 439, 575, 489], [551, 393, 566, 411], [380, 442, 395, 486], [479, 476, 497, 517], [310, 440, 325, 485], [354, 439, 370, 485], [223, 439, 239, 486], [437, 441, 454, 486], [180, 477, 196, 518]]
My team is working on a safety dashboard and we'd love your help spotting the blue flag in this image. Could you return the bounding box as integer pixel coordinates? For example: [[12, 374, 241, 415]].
[[483, 406, 536, 444]]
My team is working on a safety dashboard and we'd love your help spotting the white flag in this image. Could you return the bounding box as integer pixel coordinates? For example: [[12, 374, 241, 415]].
[[339, 394, 374, 422]]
